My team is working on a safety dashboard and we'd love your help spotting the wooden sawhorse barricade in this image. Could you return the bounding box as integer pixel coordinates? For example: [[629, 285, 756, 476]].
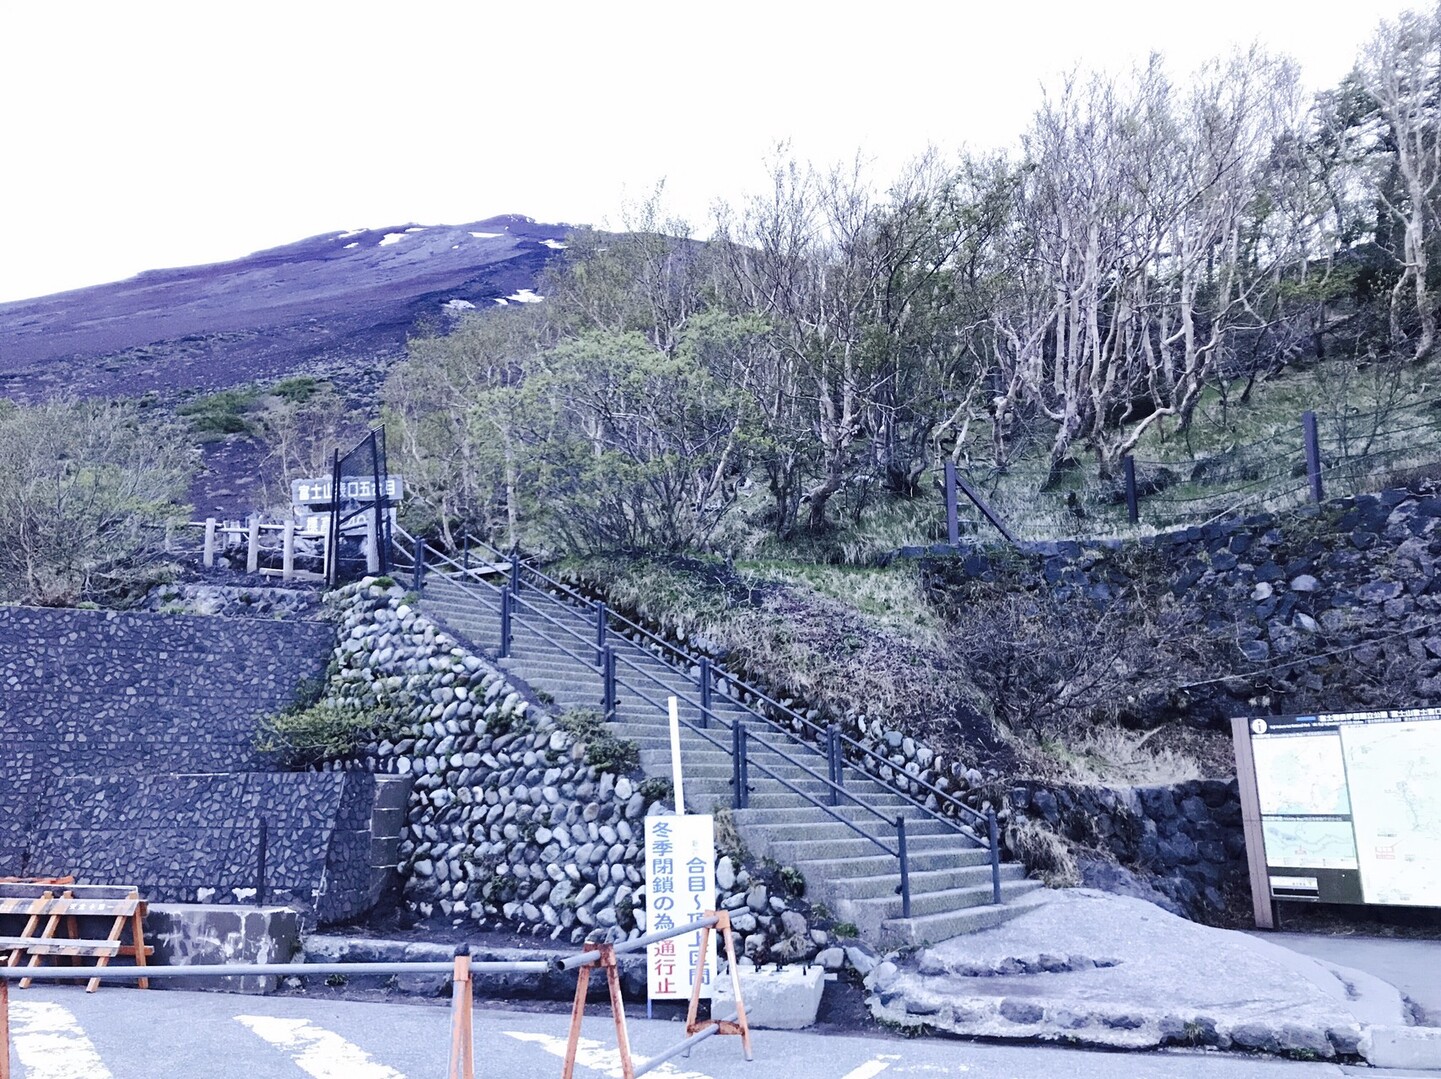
[[561, 909, 752, 1079], [0, 884, 151, 992]]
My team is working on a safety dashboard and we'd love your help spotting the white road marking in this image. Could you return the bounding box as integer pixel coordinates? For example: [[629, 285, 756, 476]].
[[235, 1015, 405, 1079], [503, 1029, 716, 1078], [840, 1059, 894, 1079], [10, 1001, 115, 1079]]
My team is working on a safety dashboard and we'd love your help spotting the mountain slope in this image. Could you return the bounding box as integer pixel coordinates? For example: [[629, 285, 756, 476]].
[[0, 214, 567, 402]]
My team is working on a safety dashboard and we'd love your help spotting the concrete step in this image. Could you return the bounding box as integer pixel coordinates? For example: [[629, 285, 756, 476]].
[[877, 888, 1051, 949], [821, 862, 1029, 901], [847, 878, 1046, 926]]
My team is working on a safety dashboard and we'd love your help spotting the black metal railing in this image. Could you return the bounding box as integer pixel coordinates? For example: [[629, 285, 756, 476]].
[[392, 528, 1007, 915]]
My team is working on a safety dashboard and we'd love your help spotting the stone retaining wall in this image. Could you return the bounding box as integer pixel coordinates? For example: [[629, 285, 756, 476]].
[[324, 580, 859, 966], [1010, 779, 1246, 917]]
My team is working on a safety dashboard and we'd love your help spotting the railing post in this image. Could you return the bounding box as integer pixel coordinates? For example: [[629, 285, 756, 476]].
[[448, 944, 475, 1079], [827, 725, 842, 807], [364, 512, 380, 574], [988, 807, 1002, 906], [246, 515, 260, 574], [944, 461, 959, 545], [595, 601, 608, 666], [282, 520, 296, 580], [509, 544, 521, 592], [733, 723, 749, 810], [256, 817, 268, 906], [699, 656, 712, 729], [462, 537, 470, 573], [1302, 409, 1323, 503], [412, 536, 425, 592], [1123, 455, 1139, 524], [203, 517, 217, 568], [500, 586, 513, 659], [602, 645, 617, 719], [897, 817, 911, 919]]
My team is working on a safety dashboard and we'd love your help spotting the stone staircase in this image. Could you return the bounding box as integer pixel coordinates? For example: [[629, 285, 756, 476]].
[[418, 569, 1043, 946]]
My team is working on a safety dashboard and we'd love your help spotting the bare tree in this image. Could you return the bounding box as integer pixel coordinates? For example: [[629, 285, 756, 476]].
[[983, 53, 1302, 476], [1360, 8, 1441, 361]]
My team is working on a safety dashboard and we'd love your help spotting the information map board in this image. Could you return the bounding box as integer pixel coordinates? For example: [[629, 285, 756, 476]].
[[1234, 708, 1441, 926]]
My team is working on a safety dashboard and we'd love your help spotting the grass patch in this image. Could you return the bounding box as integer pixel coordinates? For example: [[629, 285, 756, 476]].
[[176, 387, 261, 438], [1005, 816, 1079, 887], [1024, 725, 1204, 787]]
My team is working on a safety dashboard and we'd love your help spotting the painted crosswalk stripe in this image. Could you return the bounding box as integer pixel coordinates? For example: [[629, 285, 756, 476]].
[[839, 1060, 894, 1079], [235, 1015, 406, 1079], [504, 1029, 716, 1079], [9, 1001, 115, 1079]]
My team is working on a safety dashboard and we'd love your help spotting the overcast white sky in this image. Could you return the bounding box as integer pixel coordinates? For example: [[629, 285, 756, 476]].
[[0, 1, 1418, 303]]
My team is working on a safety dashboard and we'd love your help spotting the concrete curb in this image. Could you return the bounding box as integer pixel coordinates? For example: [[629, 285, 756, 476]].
[[1361, 1025, 1441, 1071]]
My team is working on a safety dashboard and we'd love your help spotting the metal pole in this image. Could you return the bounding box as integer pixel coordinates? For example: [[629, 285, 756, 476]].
[[897, 817, 911, 919], [203, 517, 217, 568], [827, 725, 840, 807], [602, 646, 616, 718], [699, 657, 712, 729], [944, 461, 959, 545], [326, 448, 341, 588], [500, 587, 513, 659], [509, 545, 521, 593], [595, 601, 608, 666], [462, 537, 470, 573], [256, 818, 268, 906], [731, 721, 743, 810], [412, 536, 425, 592], [737, 723, 749, 806], [988, 808, 1002, 906], [1302, 410, 1323, 503], [1123, 455, 1139, 524]]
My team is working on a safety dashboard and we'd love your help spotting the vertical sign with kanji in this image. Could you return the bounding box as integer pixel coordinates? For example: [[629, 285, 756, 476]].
[[644, 814, 716, 999]]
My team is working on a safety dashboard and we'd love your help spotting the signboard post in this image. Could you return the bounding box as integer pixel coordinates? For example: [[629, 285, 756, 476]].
[[1234, 707, 1441, 927], [644, 815, 716, 1001]]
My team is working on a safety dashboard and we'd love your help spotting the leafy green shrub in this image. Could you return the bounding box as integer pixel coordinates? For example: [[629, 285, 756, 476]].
[[638, 776, 675, 806], [257, 701, 399, 768], [0, 398, 194, 605], [557, 708, 640, 774], [778, 865, 806, 897], [176, 388, 260, 437]]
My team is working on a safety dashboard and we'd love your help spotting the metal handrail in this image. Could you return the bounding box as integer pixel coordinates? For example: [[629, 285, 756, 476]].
[[469, 534, 695, 669], [389, 529, 1007, 916], [455, 532, 989, 833]]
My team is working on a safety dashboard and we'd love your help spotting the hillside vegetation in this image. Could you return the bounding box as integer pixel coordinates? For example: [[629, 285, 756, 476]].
[[359, 9, 1441, 783]]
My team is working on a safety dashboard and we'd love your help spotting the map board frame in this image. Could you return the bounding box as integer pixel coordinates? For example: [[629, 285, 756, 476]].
[[1233, 708, 1441, 929]]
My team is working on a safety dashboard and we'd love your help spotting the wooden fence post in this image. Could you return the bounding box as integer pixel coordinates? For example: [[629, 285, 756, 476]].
[[1, 975, 10, 1079], [203, 518, 217, 568], [282, 521, 296, 580], [246, 516, 260, 574]]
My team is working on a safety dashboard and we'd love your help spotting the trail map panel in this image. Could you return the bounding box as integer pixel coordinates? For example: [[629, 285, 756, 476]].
[[1342, 720, 1441, 906], [1244, 709, 1441, 910], [1252, 733, 1350, 817]]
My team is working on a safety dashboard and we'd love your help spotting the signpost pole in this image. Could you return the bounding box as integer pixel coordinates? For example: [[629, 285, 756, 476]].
[[668, 696, 685, 816]]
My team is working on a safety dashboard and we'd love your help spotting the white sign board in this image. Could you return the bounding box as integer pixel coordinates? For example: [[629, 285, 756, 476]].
[[644, 814, 715, 999], [1246, 708, 1441, 908], [291, 474, 404, 506]]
